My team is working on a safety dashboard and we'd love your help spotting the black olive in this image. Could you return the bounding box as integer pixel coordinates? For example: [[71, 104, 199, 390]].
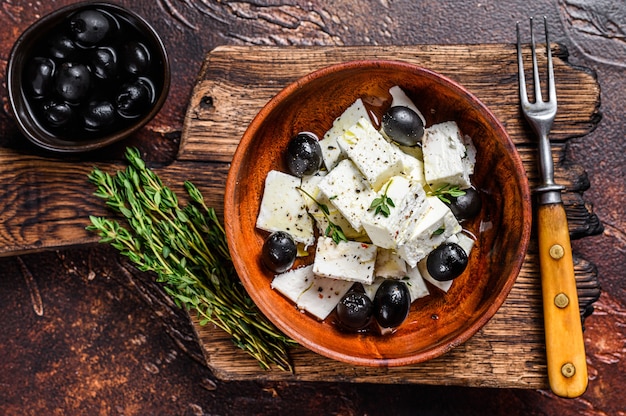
[[42, 100, 73, 127], [83, 100, 116, 131], [448, 187, 482, 221], [55, 62, 91, 104], [47, 33, 77, 60], [121, 41, 151, 75], [115, 78, 153, 118], [426, 242, 468, 281], [89, 47, 118, 80], [382, 106, 424, 146], [285, 132, 323, 177], [373, 280, 411, 328], [336, 291, 373, 330], [26, 57, 55, 98], [69, 9, 112, 47], [262, 231, 297, 273]]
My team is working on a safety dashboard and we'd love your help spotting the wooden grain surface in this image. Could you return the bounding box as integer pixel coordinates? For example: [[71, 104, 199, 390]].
[[179, 45, 601, 388]]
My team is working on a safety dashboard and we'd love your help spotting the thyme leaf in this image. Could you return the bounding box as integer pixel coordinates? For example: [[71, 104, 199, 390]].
[[87, 148, 296, 372], [427, 183, 466, 204], [369, 180, 395, 218], [296, 187, 348, 244]]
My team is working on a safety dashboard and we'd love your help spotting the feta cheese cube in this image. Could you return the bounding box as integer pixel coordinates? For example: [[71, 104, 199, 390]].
[[418, 258, 454, 293], [396, 196, 462, 267], [313, 236, 377, 285], [404, 265, 430, 302], [271, 265, 315, 303], [320, 98, 370, 170], [317, 159, 376, 231], [337, 117, 404, 191], [362, 276, 385, 301], [300, 173, 363, 240], [455, 231, 476, 256], [256, 170, 315, 246], [397, 149, 426, 185], [271, 265, 353, 320], [361, 177, 429, 249], [422, 121, 475, 189], [296, 274, 354, 320], [375, 248, 407, 279]]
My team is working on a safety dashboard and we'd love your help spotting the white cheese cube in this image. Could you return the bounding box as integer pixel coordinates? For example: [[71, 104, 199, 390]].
[[375, 248, 407, 279], [462, 134, 477, 184], [397, 196, 462, 267], [418, 258, 454, 293], [296, 274, 354, 320], [317, 159, 376, 231], [313, 236, 377, 285], [256, 170, 315, 247], [361, 177, 429, 249], [300, 173, 363, 240], [397, 150, 426, 185], [455, 232, 476, 256], [422, 121, 474, 189], [271, 265, 315, 303], [336, 117, 404, 191], [320, 98, 369, 170], [388, 85, 426, 126], [362, 276, 385, 301], [404, 265, 430, 302]]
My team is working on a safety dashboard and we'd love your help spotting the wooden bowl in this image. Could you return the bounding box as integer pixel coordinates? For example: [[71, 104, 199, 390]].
[[225, 60, 532, 367]]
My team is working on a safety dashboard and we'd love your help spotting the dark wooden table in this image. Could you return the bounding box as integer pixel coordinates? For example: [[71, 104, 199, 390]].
[[1, 1, 624, 415]]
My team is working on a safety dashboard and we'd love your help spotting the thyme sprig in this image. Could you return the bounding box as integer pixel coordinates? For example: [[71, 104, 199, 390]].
[[87, 148, 296, 372], [427, 183, 466, 204], [369, 180, 395, 217], [296, 187, 347, 244]]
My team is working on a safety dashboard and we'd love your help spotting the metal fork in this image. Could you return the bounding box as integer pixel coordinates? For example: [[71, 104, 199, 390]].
[[516, 17, 588, 398]]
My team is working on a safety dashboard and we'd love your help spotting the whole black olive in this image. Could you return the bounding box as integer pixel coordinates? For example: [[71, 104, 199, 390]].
[[426, 242, 468, 281], [373, 280, 411, 329], [262, 231, 297, 273], [55, 62, 91, 104], [83, 100, 116, 131], [285, 132, 323, 177], [26, 57, 55, 98], [89, 47, 118, 80], [336, 291, 373, 330], [121, 41, 151, 75], [47, 33, 77, 60], [382, 106, 425, 146], [115, 78, 153, 118], [42, 100, 73, 127], [70, 9, 112, 46], [448, 187, 482, 221]]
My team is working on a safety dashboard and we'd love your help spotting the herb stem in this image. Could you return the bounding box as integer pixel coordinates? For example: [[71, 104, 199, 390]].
[[87, 148, 296, 372]]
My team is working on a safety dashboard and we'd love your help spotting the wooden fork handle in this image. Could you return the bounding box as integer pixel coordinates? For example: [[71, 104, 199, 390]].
[[537, 202, 588, 398]]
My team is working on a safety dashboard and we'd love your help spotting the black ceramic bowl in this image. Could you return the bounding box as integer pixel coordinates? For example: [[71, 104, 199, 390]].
[[6, 2, 170, 152]]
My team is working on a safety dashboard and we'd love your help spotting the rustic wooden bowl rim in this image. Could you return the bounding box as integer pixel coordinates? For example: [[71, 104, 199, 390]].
[[225, 59, 532, 367]]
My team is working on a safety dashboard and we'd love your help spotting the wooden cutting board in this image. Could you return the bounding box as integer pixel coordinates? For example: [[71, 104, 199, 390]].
[[180, 45, 601, 389], [0, 44, 601, 388]]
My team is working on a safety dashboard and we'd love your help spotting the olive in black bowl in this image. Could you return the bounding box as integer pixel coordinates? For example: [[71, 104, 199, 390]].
[[7, 2, 170, 153]]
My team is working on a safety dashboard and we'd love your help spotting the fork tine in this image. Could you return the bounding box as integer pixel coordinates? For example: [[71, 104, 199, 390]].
[[516, 21, 529, 106], [530, 17, 543, 103], [544, 16, 557, 105]]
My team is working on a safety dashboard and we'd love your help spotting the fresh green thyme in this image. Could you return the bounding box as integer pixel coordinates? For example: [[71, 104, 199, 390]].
[[296, 187, 347, 244], [87, 148, 296, 372], [427, 183, 466, 204], [369, 180, 395, 218]]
